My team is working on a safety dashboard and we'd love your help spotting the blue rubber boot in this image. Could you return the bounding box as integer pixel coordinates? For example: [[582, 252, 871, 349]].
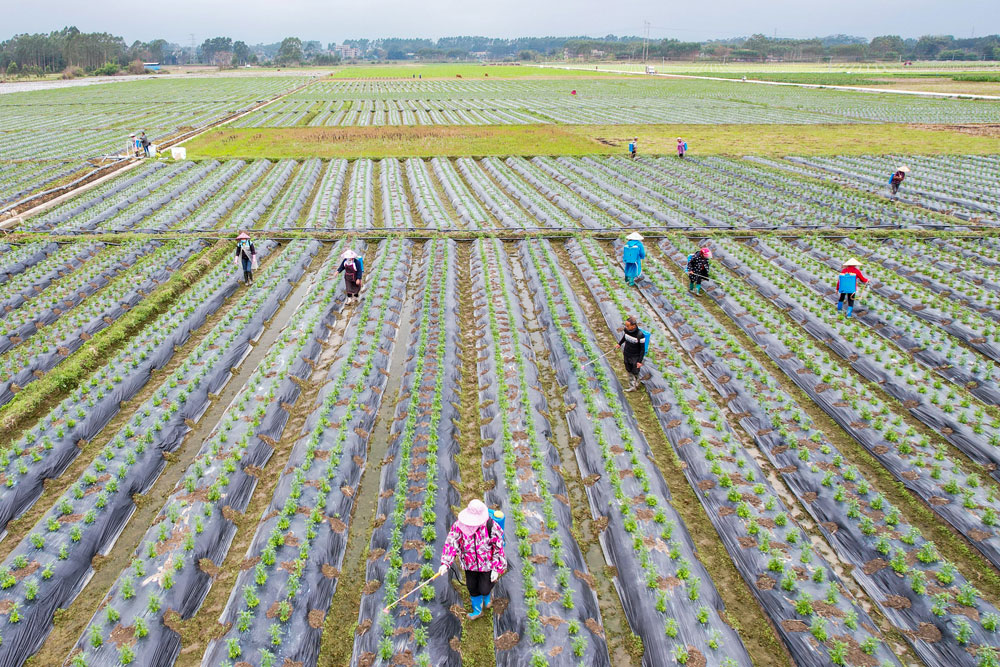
[[695, 284, 703, 295], [837, 301, 842, 312], [483, 592, 492, 608], [468, 595, 484, 620], [846, 306, 853, 318]]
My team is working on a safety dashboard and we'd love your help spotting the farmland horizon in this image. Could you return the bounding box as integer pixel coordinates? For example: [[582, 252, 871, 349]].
[[3, 14, 1000, 666], [0, 0, 1000, 53]]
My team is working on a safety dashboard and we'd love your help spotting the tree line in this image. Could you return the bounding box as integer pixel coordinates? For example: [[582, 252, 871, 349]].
[[2, 28, 999, 78]]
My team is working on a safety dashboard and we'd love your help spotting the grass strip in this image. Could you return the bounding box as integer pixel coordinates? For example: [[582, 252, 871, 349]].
[[0, 241, 226, 441], [185, 124, 1000, 160]]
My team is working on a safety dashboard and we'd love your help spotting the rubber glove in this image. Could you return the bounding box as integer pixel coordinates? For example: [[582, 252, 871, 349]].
[[490, 570, 499, 583], [437, 564, 448, 577]]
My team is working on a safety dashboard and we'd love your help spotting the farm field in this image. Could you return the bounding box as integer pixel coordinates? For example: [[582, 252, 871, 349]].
[[572, 61, 1000, 95], [6, 66, 1000, 215], [1, 64, 1000, 667]]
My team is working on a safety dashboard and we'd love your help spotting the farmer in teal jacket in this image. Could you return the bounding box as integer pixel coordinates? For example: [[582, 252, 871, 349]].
[[623, 232, 646, 286]]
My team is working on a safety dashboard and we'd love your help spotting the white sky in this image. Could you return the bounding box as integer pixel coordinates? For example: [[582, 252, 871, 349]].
[[6, 0, 998, 45]]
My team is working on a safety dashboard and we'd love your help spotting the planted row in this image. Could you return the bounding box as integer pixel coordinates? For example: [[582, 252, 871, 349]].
[[0, 240, 317, 665], [72, 240, 347, 667], [522, 238, 751, 666], [208, 239, 411, 666], [570, 237, 896, 666]]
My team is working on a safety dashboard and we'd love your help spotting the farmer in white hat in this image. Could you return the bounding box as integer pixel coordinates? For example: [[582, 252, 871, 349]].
[[889, 165, 909, 198], [437, 499, 507, 619], [234, 231, 257, 285], [623, 232, 646, 286], [836, 258, 869, 318], [337, 248, 364, 302]]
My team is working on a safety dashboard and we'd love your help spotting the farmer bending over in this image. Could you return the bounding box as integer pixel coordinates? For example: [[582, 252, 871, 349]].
[[438, 499, 507, 620], [889, 165, 909, 198], [616, 316, 646, 392], [836, 258, 868, 318]]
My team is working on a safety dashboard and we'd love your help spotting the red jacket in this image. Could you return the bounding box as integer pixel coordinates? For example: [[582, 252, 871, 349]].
[[842, 266, 868, 283], [836, 266, 868, 290]]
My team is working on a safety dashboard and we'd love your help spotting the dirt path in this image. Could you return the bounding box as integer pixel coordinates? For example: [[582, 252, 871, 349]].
[[446, 242, 497, 666], [317, 243, 418, 664]]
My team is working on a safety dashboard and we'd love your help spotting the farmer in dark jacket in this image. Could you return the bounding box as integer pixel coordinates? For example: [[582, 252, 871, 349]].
[[337, 248, 363, 302], [139, 131, 150, 157], [234, 232, 256, 285], [616, 316, 646, 392], [687, 247, 712, 295]]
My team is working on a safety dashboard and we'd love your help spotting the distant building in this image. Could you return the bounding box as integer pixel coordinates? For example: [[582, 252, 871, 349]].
[[332, 44, 362, 59]]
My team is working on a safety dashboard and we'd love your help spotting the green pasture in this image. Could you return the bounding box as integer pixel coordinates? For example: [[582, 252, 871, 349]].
[[185, 123, 1000, 159]]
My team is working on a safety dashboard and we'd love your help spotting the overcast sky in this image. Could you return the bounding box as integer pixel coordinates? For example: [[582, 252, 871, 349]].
[[8, 0, 998, 44]]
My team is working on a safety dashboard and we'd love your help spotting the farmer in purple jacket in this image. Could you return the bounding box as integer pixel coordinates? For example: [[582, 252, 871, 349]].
[[437, 499, 507, 619]]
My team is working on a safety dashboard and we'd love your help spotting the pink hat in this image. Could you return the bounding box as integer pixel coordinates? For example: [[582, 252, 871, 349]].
[[236, 232, 250, 240], [341, 248, 359, 260], [457, 499, 489, 530], [700, 247, 712, 258]]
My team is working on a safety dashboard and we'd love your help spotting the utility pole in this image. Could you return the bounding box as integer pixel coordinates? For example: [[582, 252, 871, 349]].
[[642, 20, 650, 64]]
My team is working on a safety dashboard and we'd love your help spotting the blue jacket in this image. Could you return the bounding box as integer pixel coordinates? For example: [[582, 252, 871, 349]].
[[623, 240, 645, 266]]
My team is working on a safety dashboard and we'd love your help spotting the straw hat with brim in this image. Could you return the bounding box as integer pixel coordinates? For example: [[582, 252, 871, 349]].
[[626, 232, 644, 241], [236, 232, 250, 240], [897, 166, 910, 173], [342, 249, 359, 260], [458, 499, 489, 528], [842, 258, 861, 267]]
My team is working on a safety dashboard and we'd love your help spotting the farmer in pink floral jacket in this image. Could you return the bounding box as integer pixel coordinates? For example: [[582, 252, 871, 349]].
[[437, 499, 506, 619]]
